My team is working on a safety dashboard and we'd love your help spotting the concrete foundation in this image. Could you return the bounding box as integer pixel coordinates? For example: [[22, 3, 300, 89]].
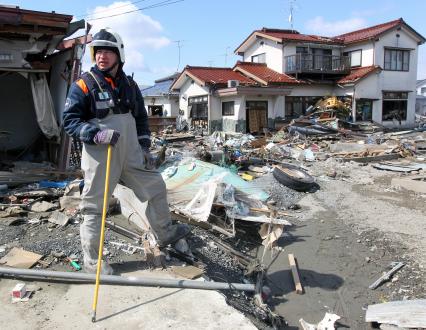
[[0, 269, 256, 330]]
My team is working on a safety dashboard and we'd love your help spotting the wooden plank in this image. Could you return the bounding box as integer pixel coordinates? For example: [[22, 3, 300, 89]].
[[288, 253, 303, 294], [365, 299, 426, 328], [337, 153, 401, 163]]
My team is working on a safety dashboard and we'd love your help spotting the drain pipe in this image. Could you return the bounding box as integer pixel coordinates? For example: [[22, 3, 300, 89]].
[[0, 267, 255, 292]]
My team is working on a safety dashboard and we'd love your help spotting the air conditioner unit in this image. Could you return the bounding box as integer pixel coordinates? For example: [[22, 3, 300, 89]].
[[227, 80, 240, 88]]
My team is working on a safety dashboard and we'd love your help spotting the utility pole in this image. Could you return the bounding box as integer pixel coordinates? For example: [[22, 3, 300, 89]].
[[173, 40, 184, 72]]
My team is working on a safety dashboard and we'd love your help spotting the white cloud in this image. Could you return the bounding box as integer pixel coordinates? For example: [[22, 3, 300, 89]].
[[80, 1, 171, 74], [305, 16, 368, 36]]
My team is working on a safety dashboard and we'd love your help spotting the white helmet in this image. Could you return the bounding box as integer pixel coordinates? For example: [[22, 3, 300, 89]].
[[89, 28, 125, 63]]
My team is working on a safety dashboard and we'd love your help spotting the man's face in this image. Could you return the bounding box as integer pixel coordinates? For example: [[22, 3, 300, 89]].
[[95, 49, 118, 71]]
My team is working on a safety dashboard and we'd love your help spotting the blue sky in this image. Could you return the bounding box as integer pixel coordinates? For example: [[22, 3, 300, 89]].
[[3, 0, 426, 85]]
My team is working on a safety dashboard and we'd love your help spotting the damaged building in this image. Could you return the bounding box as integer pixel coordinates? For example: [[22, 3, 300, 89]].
[[0, 5, 87, 169], [171, 18, 425, 133]]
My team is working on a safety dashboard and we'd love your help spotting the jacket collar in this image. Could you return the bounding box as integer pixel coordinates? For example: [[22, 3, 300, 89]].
[[92, 65, 125, 82]]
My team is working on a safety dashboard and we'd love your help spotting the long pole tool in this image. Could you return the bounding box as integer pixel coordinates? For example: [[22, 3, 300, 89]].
[[91, 144, 112, 322]]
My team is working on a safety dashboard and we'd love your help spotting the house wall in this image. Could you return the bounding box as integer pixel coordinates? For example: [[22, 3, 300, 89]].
[[0, 72, 41, 150], [290, 85, 335, 97], [416, 97, 426, 115], [242, 38, 283, 73], [0, 40, 46, 68], [343, 42, 375, 67], [417, 82, 426, 96], [178, 79, 209, 119], [218, 96, 246, 132], [144, 95, 179, 117], [375, 29, 418, 127]]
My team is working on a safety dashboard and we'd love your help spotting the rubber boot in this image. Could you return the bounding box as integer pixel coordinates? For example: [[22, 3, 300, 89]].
[[84, 260, 114, 275], [157, 223, 190, 248]]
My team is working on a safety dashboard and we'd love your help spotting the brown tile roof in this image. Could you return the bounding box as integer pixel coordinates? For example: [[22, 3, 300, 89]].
[[335, 18, 403, 44], [258, 28, 344, 45], [233, 61, 301, 85], [184, 66, 255, 85], [337, 65, 381, 84]]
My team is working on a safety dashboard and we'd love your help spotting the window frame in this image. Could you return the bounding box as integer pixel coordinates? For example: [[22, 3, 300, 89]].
[[188, 95, 208, 119], [343, 49, 362, 67], [222, 101, 235, 116], [382, 91, 408, 121], [251, 53, 266, 63], [384, 48, 410, 72]]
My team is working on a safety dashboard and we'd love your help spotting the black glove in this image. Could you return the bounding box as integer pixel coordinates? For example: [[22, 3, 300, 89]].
[[93, 129, 120, 145]]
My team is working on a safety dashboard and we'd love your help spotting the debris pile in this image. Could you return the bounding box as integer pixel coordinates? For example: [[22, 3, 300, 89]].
[[0, 117, 425, 328]]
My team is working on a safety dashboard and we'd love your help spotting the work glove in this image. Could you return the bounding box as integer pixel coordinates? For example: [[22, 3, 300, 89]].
[[93, 129, 120, 146], [141, 147, 156, 170]]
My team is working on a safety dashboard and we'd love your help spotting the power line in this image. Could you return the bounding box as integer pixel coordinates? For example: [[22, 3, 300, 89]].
[[75, 0, 149, 19], [85, 0, 184, 21]]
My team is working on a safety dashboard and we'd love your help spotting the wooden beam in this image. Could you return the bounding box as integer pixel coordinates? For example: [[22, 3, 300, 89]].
[[288, 253, 303, 294]]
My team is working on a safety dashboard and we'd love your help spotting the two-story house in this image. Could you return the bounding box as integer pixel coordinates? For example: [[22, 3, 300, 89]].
[[171, 18, 425, 133]]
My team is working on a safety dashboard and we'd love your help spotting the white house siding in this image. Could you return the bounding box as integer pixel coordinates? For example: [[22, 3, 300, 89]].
[[144, 96, 179, 117], [343, 42, 375, 67], [219, 96, 244, 132], [178, 79, 209, 120], [339, 74, 381, 122], [374, 28, 419, 127], [417, 82, 426, 96], [242, 38, 283, 73], [290, 85, 335, 97]]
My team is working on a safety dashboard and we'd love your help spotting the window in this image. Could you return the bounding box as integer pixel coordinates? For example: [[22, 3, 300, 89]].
[[251, 53, 266, 63], [0, 53, 13, 63], [343, 49, 362, 67], [222, 101, 234, 116], [148, 105, 163, 116], [382, 91, 408, 121], [285, 96, 321, 118], [296, 47, 308, 54], [421, 87, 426, 95], [384, 48, 410, 71], [188, 95, 208, 119]]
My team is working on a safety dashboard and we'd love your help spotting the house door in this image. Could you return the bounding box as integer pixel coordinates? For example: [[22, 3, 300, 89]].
[[246, 101, 268, 134]]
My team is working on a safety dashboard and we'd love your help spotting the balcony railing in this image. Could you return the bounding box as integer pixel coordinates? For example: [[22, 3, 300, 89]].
[[285, 54, 351, 75]]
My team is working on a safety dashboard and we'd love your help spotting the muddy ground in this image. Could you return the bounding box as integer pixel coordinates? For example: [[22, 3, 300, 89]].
[[262, 159, 426, 329], [0, 158, 425, 329]]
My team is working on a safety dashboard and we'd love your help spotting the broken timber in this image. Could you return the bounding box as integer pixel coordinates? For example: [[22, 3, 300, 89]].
[[369, 262, 404, 290], [288, 253, 303, 294]]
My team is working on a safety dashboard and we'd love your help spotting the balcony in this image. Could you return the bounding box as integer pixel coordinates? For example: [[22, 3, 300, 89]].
[[285, 54, 351, 76]]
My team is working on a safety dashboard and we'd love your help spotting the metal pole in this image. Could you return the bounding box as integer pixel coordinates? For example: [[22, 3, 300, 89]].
[[0, 267, 255, 292]]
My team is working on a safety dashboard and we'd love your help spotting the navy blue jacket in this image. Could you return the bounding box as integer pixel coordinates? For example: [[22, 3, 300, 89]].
[[63, 66, 151, 148]]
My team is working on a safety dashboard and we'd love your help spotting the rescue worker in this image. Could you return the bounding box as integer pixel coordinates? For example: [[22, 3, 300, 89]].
[[63, 28, 190, 275]]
